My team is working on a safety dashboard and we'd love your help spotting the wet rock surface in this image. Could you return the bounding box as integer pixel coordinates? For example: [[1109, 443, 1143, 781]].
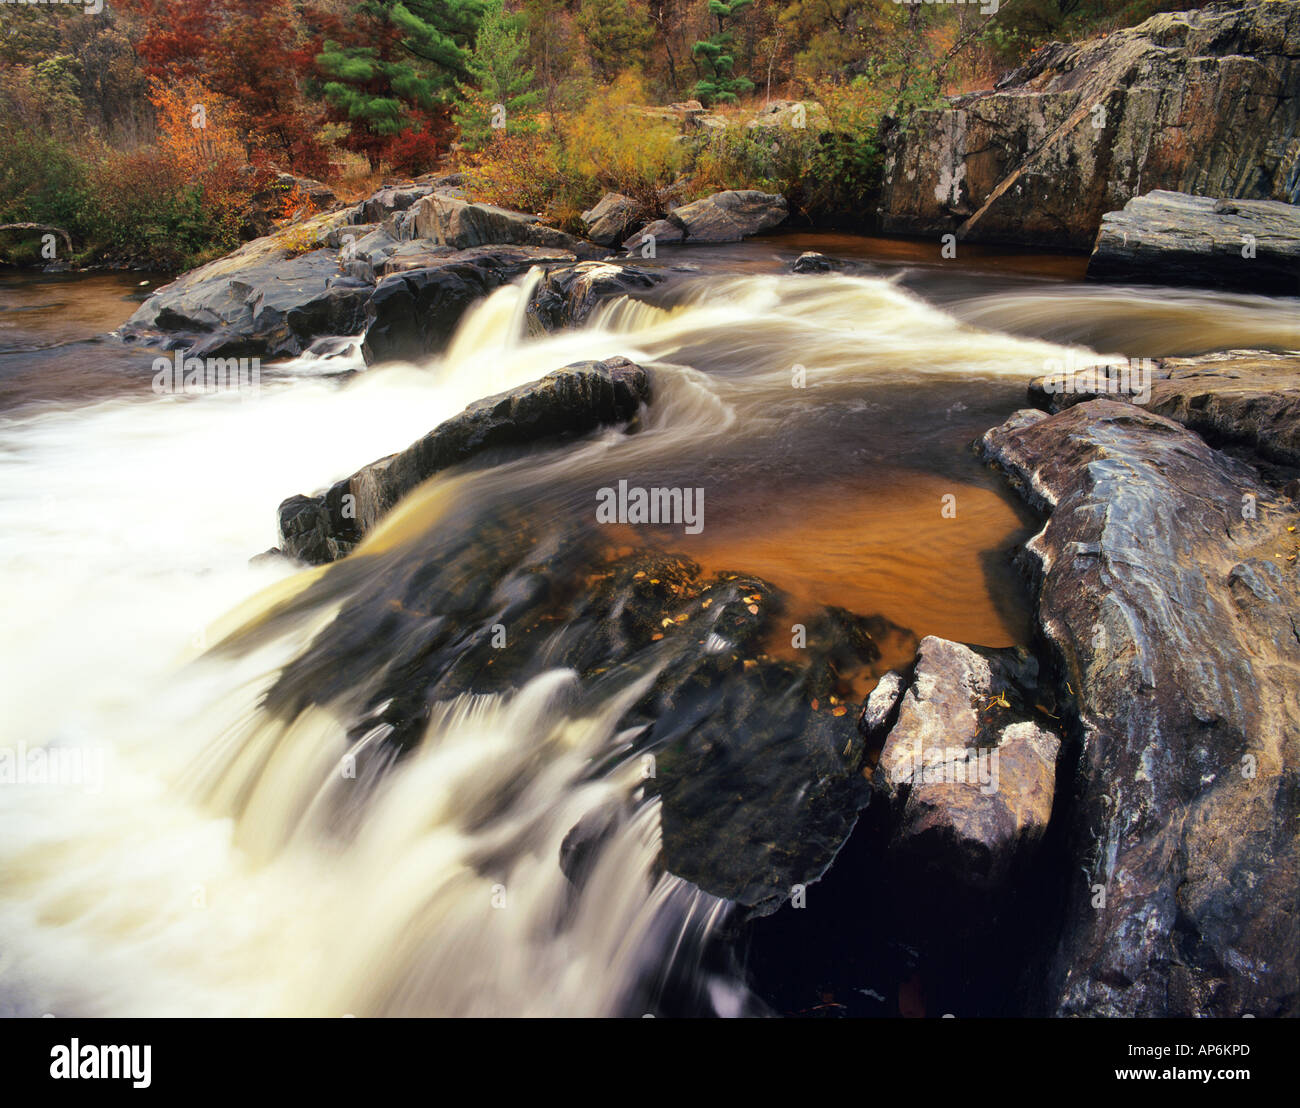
[[879, 1, 1300, 248], [360, 245, 576, 365], [980, 399, 1300, 1016], [1028, 350, 1300, 471], [276, 357, 652, 564], [525, 261, 666, 332], [120, 182, 609, 362], [246, 509, 915, 917], [1087, 191, 1300, 293], [873, 636, 1062, 890]]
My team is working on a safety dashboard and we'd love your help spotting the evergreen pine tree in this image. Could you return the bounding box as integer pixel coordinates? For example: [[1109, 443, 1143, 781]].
[[314, 0, 485, 166], [454, 0, 541, 150], [692, 0, 754, 105]]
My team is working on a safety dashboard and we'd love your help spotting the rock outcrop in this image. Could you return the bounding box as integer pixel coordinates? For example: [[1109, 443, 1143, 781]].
[[525, 261, 666, 333], [1086, 190, 1300, 293], [980, 399, 1300, 1016], [121, 213, 370, 359], [360, 245, 576, 365], [276, 357, 652, 563], [623, 190, 787, 250], [1028, 349, 1300, 469], [879, 1, 1300, 249], [412, 193, 599, 255], [121, 181, 615, 363]]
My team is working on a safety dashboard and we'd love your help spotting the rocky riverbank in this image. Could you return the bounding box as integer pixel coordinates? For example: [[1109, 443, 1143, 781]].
[[879, 0, 1300, 250]]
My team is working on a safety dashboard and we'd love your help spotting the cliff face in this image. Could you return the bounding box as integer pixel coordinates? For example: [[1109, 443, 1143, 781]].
[[878, 1, 1300, 250]]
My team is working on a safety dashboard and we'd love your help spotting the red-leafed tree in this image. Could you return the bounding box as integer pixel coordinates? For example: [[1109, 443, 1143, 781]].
[[116, 0, 220, 80], [116, 0, 326, 174], [207, 0, 328, 175]]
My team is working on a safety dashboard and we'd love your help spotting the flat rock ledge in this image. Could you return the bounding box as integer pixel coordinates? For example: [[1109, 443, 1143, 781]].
[[1027, 349, 1300, 469], [277, 357, 652, 564], [980, 398, 1300, 1016], [1086, 190, 1300, 294]]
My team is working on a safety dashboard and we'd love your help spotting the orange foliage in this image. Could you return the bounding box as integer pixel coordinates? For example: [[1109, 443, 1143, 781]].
[[148, 77, 257, 240]]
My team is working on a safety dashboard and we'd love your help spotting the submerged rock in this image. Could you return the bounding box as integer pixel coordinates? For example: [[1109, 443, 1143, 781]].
[[981, 398, 1300, 1016], [276, 357, 652, 564], [253, 519, 911, 916], [879, 1, 1300, 249], [1086, 191, 1300, 293]]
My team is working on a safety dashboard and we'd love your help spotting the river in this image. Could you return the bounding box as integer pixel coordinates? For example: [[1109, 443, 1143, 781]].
[[1, 236, 1296, 1016]]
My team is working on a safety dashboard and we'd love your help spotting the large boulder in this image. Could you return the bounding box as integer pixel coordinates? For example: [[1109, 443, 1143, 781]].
[[873, 637, 1062, 890], [980, 399, 1300, 1016], [879, 1, 1300, 249], [622, 190, 787, 250], [276, 356, 652, 563], [359, 245, 576, 365], [1086, 190, 1300, 293], [412, 193, 599, 255], [579, 193, 647, 247]]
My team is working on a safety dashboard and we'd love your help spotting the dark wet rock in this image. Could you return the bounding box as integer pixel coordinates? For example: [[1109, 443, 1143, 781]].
[[253, 517, 909, 916], [980, 399, 1300, 1016], [1028, 350, 1300, 469], [1087, 191, 1300, 294], [276, 357, 652, 563], [119, 183, 610, 359], [790, 251, 845, 273], [880, 1, 1300, 249], [122, 230, 369, 358], [873, 636, 1062, 890], [526, 261, 665, 332], [579, 193, 647, 247], [412, 193, 600, 255], [622, 190, 787, 251], [359, 245, 576, 365]]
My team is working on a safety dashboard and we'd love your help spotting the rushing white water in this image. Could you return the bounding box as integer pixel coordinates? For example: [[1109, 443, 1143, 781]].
[[4, 266, 1281, 1016]]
